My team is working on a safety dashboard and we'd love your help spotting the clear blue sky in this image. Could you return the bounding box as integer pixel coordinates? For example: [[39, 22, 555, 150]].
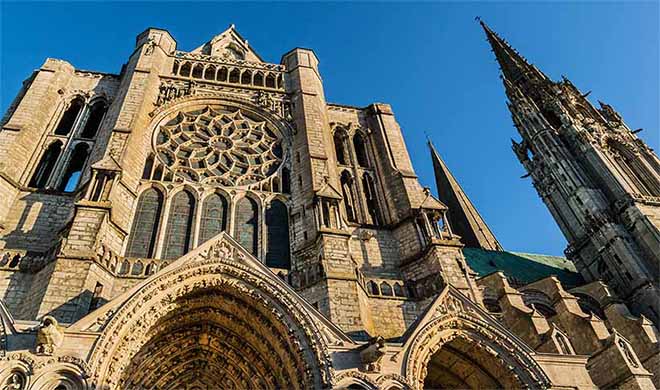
[[1, 2, 658, 256]]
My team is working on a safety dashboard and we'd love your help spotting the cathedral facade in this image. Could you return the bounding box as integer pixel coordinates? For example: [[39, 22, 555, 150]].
[[0, 22, 658, 390]]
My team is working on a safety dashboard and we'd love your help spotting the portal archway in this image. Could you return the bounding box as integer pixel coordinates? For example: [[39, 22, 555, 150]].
[[88, 236, 332, 389], [423, 334, 517, 389], [404, 298, 550, 390]]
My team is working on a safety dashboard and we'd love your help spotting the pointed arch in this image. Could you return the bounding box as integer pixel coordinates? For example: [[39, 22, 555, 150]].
[[80, 100, 107, 138], [340, 170, 357, 223], [199, 192, 228, 245], [235, 196, 259, 256], [58, 142, 90, 192], [334, 129, 349, 165], [162, 189, 196, 260], [404, 291, 551, 390], [125, 187, 164, 258], [353, 132, 370, 168], [203, 64, 216, 81], [362, 173, 382, 225], [179, 62, 191, 77], [265, 199, 291, 269], [54, 97, 84, 136], [84, 237, 334, 389], [29, 140, 63, 188]]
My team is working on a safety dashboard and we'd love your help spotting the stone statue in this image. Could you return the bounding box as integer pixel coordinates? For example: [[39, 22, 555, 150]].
[[35, 316, 63, 355], [360, 336, 386, 372]]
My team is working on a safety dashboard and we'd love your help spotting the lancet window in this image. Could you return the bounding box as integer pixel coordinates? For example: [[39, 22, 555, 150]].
[[332, 125, 383, 226], [161, 190, 196, 260], [125, 188, 164, 258], [265, 199, 291, 269], [199, 193, 228, 245], [28, 95, 108, 191], [236, 196, 259, 256]]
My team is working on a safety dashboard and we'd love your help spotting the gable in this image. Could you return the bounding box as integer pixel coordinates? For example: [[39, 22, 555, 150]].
[[191, 24, 263, 62]]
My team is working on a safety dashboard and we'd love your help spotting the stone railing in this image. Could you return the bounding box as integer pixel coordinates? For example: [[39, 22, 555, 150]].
[[0, 249, 50, 272], [170, 51, 285, 91], [96, 244, 170, 278]]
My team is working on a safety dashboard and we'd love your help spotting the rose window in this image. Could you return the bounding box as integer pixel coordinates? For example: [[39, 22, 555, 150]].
[[154, 106, 284, 186]]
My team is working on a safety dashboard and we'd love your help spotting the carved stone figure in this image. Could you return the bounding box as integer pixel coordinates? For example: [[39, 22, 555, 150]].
[[360, 336, 386, 372], [35, 316, 63, 355]]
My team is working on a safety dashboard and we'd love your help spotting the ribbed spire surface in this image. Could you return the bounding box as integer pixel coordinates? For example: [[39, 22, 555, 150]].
[[429, 140, 503, 251]]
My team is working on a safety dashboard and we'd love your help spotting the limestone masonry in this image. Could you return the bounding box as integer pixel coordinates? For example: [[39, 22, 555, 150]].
[[0, 21, 658, 389]]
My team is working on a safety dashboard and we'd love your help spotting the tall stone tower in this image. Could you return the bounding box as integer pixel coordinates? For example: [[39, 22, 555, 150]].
[[481, 21, 660, 323]]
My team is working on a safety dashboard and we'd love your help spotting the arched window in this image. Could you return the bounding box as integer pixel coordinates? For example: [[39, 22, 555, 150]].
[[380, 282, 393, 296], [254, 72, 264, 86], [204, 65, 216, 81], [191, 64, 203, 79], [334, 130, 349, 165], [265, 200, 291, 269], [229, 68, 240, 83], [199, 193, 228, 245], [362, 173, 381, 225], [353, 132, 369, 168], [29, 140, 63, 188], [80, 100, 106, 138], [265, 73, 276, 88], [340, 171, 357, 223], [367, 280, 379, 295], [393, 282, 405, 297], [58, 143, 90, 192], [241, 70, 252, 85], [125, 188, 163, 258], [54, 98, 84, 135], [162, 190, 196, 260], [179, 62, 191, 77], [235, 196, 259, 256], [217, 67, 228, 82]]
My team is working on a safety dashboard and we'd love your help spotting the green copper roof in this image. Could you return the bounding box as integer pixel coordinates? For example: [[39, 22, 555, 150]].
[[463, 248, 584, 288]]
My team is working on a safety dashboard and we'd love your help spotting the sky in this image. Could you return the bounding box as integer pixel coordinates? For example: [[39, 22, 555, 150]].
[[1, 2, 658, 256]]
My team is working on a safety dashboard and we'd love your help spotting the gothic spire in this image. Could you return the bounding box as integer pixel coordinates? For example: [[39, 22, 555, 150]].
[[480, 20, 546, 87], [428, 140, 503, 251]]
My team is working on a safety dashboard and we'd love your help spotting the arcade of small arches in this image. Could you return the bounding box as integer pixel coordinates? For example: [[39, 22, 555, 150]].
[[171, 59, 285, 91], [124, 185, 292, 269], [28, 95, 109, 192]]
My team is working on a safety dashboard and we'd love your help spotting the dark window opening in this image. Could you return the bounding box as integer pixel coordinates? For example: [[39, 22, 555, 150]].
[[80, 101, 106, 138], [265, 200, 291, 269], [59, 143, 90, 192], [55, 98, 84, 136], [334, 131, 348, 165], [353, 133, 369, 168], [29, 140, 63, 188], [542, 109, 562, 129], [341, 171, 357, 223], [281, 167, 291, 194], [362, 173, 381, 225]]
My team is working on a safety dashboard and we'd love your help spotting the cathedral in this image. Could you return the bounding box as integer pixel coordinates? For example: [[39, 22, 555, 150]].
[[0, 20, 658, 390]]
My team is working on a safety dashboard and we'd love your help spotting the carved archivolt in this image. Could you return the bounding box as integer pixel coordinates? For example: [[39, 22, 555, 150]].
[[404, 311, 550, 390], [87, 238, 333, 389]]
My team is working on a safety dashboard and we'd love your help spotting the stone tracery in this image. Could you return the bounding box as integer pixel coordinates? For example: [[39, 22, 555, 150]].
[[154, 106, 284, 186]]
